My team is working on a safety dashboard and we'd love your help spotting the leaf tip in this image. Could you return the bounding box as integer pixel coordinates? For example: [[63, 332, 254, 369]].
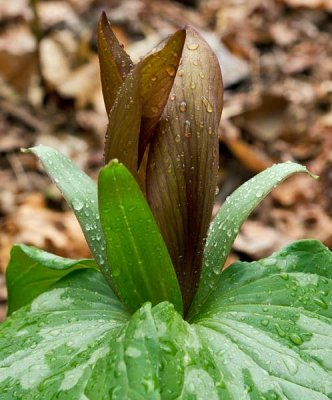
[[109, 158, 120, 165]]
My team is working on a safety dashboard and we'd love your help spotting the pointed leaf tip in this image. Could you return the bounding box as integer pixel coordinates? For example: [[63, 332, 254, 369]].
[[104, 29, 186, 173], [190, 162, 316, 317], [97, 12, 133, 115]]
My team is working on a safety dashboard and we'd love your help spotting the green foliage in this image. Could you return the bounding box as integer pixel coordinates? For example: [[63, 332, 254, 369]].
[[1, 242, 331, 398], [1, 13, 331, 399], [98, 161, 182, 314], [6, 244, 96, 315]]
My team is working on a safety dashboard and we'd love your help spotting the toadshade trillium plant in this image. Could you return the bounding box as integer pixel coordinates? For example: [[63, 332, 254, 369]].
[[1, 13, 332, 399]]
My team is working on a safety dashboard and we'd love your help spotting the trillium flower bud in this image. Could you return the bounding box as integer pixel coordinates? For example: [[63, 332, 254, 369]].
[[98, 14, 223, 311]]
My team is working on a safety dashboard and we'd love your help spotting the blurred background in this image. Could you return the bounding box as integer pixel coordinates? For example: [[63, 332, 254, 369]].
[[0, 0, 331, 319]]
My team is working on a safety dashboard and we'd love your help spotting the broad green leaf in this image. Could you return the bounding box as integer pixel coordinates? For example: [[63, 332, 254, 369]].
[[190, 161, 316, 317], [146, 26, 223, 311], [6, 244, 96, 315], [98, 161, 183, 314], [104, 29, 185, 168], [190, 240, 332, 399], [97, 12, 133, 115], [26, 145, 113, 288], [1, 241, 331, 398]]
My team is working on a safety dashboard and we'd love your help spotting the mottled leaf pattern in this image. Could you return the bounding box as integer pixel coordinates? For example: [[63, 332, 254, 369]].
[[146, 26, 223, 311], [1, 241, 332, 399], [6, 244, 96, 315]]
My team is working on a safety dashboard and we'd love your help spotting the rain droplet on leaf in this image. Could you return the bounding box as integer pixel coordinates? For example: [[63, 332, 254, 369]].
[[187, 43, 199, 51], [184, 120, 191, 138], [72, 198, 84, 211], [166, 65, 176, 76], [289, 333, 303, 345], [179, 101, 187, 112], [202, 96, 213, 113]]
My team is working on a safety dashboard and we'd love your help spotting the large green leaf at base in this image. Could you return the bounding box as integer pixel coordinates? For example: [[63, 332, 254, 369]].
[[1, 240, 332, 399], [6, 244, 96, 315]]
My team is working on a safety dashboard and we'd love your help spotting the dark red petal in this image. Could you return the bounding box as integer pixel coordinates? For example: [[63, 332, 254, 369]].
[[97, 12, 133, 115], [146, 26, 223, 311]]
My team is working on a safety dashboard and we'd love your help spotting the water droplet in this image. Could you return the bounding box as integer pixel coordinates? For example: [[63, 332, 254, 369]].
[[208, 126, 213, 135], [178, 69, 184, 77], [187, 43, 199, 51], [179, 101, 187, 112], [151, 75, 157, 81], [280, 272, 289, 280], [215, 186, 219, 195], [202, 96, 213, 113], [166, 65, 176, 76], [175, 134, 181, 143], [289, 333, 303, 345], [313, 297, 328, 309], [72, 198, 83, 211], [151, 106, 159, 113], [199, 71, 205, 79], [191, 82, 196, 89], [125, 347, 142, 358], [255, 191, 263, 198], [283, 356, 298, 375], [184, 120, 192, 138], [261, 319, 269, 327], [275, 323, 286, 338]]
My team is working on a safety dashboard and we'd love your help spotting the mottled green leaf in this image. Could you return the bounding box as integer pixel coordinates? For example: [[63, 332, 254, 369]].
[[191, 240, 332, 399], [190, 162, 316, 317], [104, 29, 185, 169], [98, 161, 183, 314], [26, 145, 113, 288], [146, 26, 223, 311], [97, 12, 133, 115], [1, 241, 331, 398], [6, 244, 96, 315]]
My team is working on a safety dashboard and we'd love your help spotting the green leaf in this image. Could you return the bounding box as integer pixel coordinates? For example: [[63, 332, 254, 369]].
[[1, 241, 331, 398], [190, 161, 316, 317], [191, 240, 332, 399], [97, 12, 133, 115], [98, 161, 183, 314], [104, 29, 185, 168], [146, 26, 223, 311], [6, 244, 96, 315], [26, 145, 114, 288]]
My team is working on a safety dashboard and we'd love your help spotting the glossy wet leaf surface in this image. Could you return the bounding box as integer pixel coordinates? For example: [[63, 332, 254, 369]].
[[190, 161, 315, 317], [99, 161, 182, 314], [146, 26, 223, 311], [6, 244, 96, 315], [104, 30, 185, 168], [1, 240, 331, 399], [27, 145, 113, 288]]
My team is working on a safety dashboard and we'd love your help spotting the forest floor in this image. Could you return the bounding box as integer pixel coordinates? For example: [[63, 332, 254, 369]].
[[0, 0, 331, 320]]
